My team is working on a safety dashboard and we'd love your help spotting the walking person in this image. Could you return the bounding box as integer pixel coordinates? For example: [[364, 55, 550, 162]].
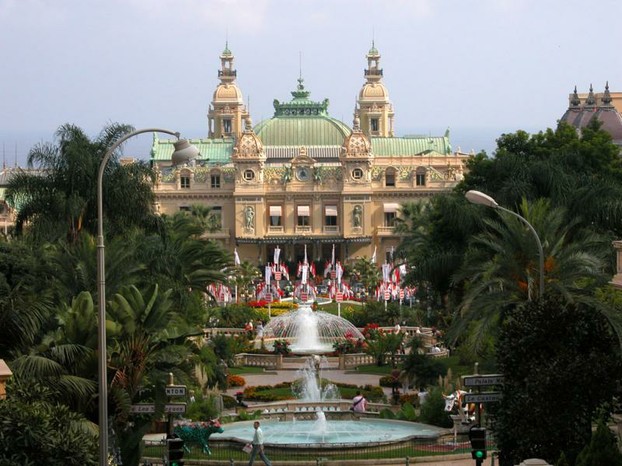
[[248, 421, 272, 466]]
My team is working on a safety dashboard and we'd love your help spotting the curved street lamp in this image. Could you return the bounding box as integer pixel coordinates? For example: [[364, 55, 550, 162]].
[[97, 128, 199, 465], [465, 190, 544, 298]]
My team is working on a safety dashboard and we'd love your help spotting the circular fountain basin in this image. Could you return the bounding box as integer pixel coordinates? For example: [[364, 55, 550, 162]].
[[210, 418, 443, 446]]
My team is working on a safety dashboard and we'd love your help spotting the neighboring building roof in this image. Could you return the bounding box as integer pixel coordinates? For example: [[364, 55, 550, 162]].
[[560, 83, 622, 146]]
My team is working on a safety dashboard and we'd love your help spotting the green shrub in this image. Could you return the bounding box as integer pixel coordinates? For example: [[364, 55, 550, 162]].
[[185, 393, 223, 421], [418, 387, 453, 428]]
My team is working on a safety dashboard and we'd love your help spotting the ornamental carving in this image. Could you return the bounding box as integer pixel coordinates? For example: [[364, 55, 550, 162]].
[[371, 167, 383, 180], [398, 167, 412, 180]]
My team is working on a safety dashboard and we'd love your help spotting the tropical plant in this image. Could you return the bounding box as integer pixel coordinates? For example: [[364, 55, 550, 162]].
[[452, 198, 610, 355], [349, 257, 380, 299], [106, 284, 211, 466], [0, 382, 98, 466], [228, 260, 262, 302], [136, 213, 230, 321], [4, 123, 157, 243]]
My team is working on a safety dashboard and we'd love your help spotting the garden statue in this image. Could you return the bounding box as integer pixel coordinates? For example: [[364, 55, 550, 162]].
[[443, 389, 475, 424], [173, 419, 224, 455]]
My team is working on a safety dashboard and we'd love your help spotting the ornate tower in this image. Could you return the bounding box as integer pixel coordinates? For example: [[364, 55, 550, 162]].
[[356, 42, 394, 138], [207, 43, 249, 139]]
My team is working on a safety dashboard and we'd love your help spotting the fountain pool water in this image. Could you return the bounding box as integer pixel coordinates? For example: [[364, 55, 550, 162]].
[[211, 418, 443, 445], [211, 356, 445, 448], [264, 304, 364, 354]]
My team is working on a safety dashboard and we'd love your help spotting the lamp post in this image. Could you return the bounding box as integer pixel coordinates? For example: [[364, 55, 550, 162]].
[[97, 128, 199, 465], [465, 190, 544, 298]]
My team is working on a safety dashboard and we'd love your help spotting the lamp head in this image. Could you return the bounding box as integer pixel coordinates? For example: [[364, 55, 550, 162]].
[[465, 190, 499, 208], [172, 139, 200, 166]]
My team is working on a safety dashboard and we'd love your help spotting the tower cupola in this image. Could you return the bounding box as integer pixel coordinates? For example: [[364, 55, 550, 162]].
[[207, 42, 250, 139], [356, 42, 394, 138]]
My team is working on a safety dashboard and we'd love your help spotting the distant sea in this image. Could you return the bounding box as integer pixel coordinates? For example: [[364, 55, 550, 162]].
[[1, 126, 540, 168]]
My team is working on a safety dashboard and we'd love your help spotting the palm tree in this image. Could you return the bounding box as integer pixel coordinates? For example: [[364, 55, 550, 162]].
[[136, 213, 230, 322], [350, 257, 380, 299], [0, 240, 56, 358], [45, 232, 146, 304], [189, 204, 222, 234], [8, 292, 99, 415], [452, 198, 611, 354], [228, 260, 261, 302], [106, 284, 216, 466], [395, 196, 479, 314], [4, 123, 157, 243]]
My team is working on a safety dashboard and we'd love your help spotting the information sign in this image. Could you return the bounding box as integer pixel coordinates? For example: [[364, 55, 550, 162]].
[[463, 392, 502, 403], [462, 375, 504, 387], [130, 404, 155, 414], [164, 403, 187, 414]]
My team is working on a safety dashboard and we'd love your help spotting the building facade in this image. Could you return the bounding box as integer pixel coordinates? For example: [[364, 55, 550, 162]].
[[151, 44, 471, 266]]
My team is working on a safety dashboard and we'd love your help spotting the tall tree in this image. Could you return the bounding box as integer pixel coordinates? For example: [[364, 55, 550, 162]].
[[452, 198, 610, 354], [494, 296, 622, 465], [106, 284, 217, 466], [4, 123, 157, 243], [136, 213, 230, 321]]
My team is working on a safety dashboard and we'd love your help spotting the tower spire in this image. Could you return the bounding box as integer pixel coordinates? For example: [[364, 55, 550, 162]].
[[602, 81, 612, 106]]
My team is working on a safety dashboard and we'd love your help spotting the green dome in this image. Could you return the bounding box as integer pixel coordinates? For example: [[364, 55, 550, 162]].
[[254, 79, 351, 146]]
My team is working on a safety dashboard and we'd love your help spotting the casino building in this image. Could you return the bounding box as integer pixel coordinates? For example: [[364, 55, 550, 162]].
[[151, 43, 471, 266]]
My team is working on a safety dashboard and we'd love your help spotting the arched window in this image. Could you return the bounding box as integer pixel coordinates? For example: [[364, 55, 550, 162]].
[[385, 168, 396, 187]]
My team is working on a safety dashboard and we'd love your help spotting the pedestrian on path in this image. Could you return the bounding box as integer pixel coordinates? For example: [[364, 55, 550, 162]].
[[248, 421, 272, 466]]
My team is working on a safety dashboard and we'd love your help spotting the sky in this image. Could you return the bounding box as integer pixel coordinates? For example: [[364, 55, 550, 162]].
[[1, 0, 621, 166]]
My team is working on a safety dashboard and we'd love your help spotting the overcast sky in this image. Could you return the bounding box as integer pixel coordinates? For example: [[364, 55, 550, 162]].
[[1, 0, 621, 165]]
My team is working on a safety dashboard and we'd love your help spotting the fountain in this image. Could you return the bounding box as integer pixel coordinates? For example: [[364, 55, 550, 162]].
[[263, 303, 365, 354], [212, 356, 445, 447], [292, 355, 340, 402]]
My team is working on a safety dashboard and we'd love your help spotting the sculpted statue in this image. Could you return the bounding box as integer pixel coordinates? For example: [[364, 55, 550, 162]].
[[245, 206, 255, 230], [353, 205, 362, 228]]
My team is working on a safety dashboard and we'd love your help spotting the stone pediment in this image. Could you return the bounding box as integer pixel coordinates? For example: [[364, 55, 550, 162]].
[[290, 146, 316, 167]]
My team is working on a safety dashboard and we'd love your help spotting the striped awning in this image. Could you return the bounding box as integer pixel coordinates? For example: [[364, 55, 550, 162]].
[[325, 205, 338, 216], [384, 203, 400, 213], [297, 205, 310, 216], [269, 205, 282, 216]]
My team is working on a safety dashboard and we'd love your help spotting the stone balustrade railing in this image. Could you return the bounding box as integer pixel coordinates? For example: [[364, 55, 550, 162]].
[[204, 327, 247, 338], [338, 353, 375, 370], [243, 399, 392, 421], [234, 353, 283, 370]]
